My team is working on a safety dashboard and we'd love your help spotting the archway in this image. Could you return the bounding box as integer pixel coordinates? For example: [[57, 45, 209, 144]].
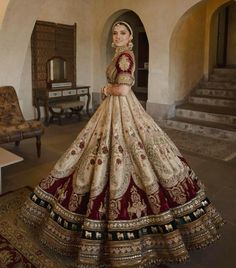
[[103, 10, 149, 104], [211, 1, 236, 67], [169, 1, 207, 103]]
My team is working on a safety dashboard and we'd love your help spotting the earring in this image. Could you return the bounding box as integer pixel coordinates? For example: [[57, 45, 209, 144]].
[[111, 42, 116, 48], [128, 41, 133, 50]]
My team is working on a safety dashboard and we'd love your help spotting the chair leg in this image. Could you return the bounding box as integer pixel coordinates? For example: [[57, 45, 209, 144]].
[[15, 140, 20, 146], [36, 135, 41, 158]]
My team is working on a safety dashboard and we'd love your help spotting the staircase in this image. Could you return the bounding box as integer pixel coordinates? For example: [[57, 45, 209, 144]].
[[166, 68, 236, 140]]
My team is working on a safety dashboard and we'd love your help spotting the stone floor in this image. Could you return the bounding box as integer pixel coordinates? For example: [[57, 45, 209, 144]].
[[1, 119, 236, 268]]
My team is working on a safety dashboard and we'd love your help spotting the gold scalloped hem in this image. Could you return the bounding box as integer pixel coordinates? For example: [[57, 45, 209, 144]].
[[38, 232, 223, 268], [77, 255, 190, 268], [186, 232, 221, 251], [40, 236, 78, 257], [75, 235, 223, 268]]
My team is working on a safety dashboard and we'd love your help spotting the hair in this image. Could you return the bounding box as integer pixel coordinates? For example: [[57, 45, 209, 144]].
[[112, 21, 133, 37]]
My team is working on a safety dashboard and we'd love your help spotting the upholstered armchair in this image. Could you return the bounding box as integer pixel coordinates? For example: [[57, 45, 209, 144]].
[[0, 86, 44, 157]]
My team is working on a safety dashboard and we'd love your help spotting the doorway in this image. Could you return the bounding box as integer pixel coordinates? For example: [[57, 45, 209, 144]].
[[216, 2, 236, 67], [107, 11, 149, 103]]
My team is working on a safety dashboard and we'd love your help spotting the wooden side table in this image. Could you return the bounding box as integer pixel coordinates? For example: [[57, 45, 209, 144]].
[[0, 147, 23, 194], [34, 86, 91, 125]]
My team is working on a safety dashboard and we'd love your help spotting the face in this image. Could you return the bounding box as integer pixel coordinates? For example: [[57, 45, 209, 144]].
[[112, 24, 132, 47]]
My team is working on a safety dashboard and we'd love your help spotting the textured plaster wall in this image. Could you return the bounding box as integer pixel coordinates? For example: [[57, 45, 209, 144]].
[[38, 0, 93, 88], [0, 0, 10, 29], [0, 0, 46, 89], [169, 2, 206, 103], [0, 0, 92, 120], [0, 0, 234, 120], [0, 0, 46, 120], [20, 0, 93, 119]]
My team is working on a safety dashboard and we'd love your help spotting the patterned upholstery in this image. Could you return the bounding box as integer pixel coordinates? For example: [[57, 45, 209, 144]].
[[0, 86, 44, 157]]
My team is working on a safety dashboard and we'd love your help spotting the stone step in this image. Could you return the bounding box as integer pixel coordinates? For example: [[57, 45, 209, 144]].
[[189, 95, 236, 108], [176, 103, 236, 126], [213, 68, 236, 76], [209, 75, 236, 82], [200, 81, 236, 89], [211, 68, 236, 82], [165, 117, 236, 140], [195, 88, 236, 98]]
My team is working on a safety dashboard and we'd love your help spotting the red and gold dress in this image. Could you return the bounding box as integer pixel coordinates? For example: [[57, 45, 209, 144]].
[[21, 46, 224, 267]]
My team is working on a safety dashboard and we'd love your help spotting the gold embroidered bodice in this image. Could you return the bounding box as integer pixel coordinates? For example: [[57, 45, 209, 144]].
[[106, 46, 135, 87]]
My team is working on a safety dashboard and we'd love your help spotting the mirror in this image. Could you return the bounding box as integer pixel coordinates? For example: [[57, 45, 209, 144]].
[[47, 57, 67, 83]]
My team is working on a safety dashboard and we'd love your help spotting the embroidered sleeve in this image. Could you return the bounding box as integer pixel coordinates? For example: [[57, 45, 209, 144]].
[[115, 53, 135, 86]]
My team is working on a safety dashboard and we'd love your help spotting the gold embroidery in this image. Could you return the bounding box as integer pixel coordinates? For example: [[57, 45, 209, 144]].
[[98, 201, 106, 219], [148, 193, 161, 214], [68, 192, 83, 212], [127, 186, 147, 219], [109, 199, 121, 220], [86, 197, 95, 217], [40, 174, 56, 189], [118, 54, 131, 71], [55, 179, 70, 203], [168, 185, 187, 205], [116, 73, 134, 86]]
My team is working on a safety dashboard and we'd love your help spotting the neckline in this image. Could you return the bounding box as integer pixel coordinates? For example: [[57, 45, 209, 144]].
[[115, 45, 131, 55]]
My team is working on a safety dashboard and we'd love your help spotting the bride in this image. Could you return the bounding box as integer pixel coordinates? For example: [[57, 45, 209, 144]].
[[21, 21, 224, 267]]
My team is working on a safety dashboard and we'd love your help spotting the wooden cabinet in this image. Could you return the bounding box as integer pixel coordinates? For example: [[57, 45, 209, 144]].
[[31, 20, 76, 90], [31, 21, 91, 125]]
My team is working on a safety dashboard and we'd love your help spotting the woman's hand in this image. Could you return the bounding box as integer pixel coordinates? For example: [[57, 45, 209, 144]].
[[101, 86, 108, 100], [101, 84, 130, 99], [106, 84, 130, 96]]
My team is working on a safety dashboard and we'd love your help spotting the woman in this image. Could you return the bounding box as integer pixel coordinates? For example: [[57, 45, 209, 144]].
[[21, 21, 224, 267]]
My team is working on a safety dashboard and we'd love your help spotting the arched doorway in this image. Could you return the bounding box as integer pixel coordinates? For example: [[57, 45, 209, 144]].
[[215, 1, 236, 67], [106, 11, 149, 105]]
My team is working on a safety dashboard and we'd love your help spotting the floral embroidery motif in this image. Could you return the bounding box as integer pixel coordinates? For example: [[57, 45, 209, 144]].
[[98, 202, 106, 219], [40, 174, 56, 189], [55, 179, 70, 203], [86, 198, 95, 217], [118, 54, 131, 71], [127, 186, 147, 219], [68, 192, 82, 211], [169, 185, 187, 205], [109, 199, 121, 220], [148, 193, 161, 214]]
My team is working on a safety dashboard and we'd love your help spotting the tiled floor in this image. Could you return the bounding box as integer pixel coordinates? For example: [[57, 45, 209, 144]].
[[1, 119, 236, 268]]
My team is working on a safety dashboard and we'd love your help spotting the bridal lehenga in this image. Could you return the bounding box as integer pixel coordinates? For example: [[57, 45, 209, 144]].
[[21, 47, 224, 267]]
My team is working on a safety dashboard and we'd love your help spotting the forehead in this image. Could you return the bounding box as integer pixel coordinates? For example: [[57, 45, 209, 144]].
[[113, 24, 129, 33]]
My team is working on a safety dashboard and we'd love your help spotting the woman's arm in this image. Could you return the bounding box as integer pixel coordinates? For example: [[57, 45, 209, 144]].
[[103, 84, 130, 96]]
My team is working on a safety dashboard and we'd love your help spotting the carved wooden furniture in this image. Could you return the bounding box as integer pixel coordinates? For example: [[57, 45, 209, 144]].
[[31, 21, 91, 125], [31, 20, 76, 89], [34, 86, 91, 125], [0, 86, 44, 157]]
